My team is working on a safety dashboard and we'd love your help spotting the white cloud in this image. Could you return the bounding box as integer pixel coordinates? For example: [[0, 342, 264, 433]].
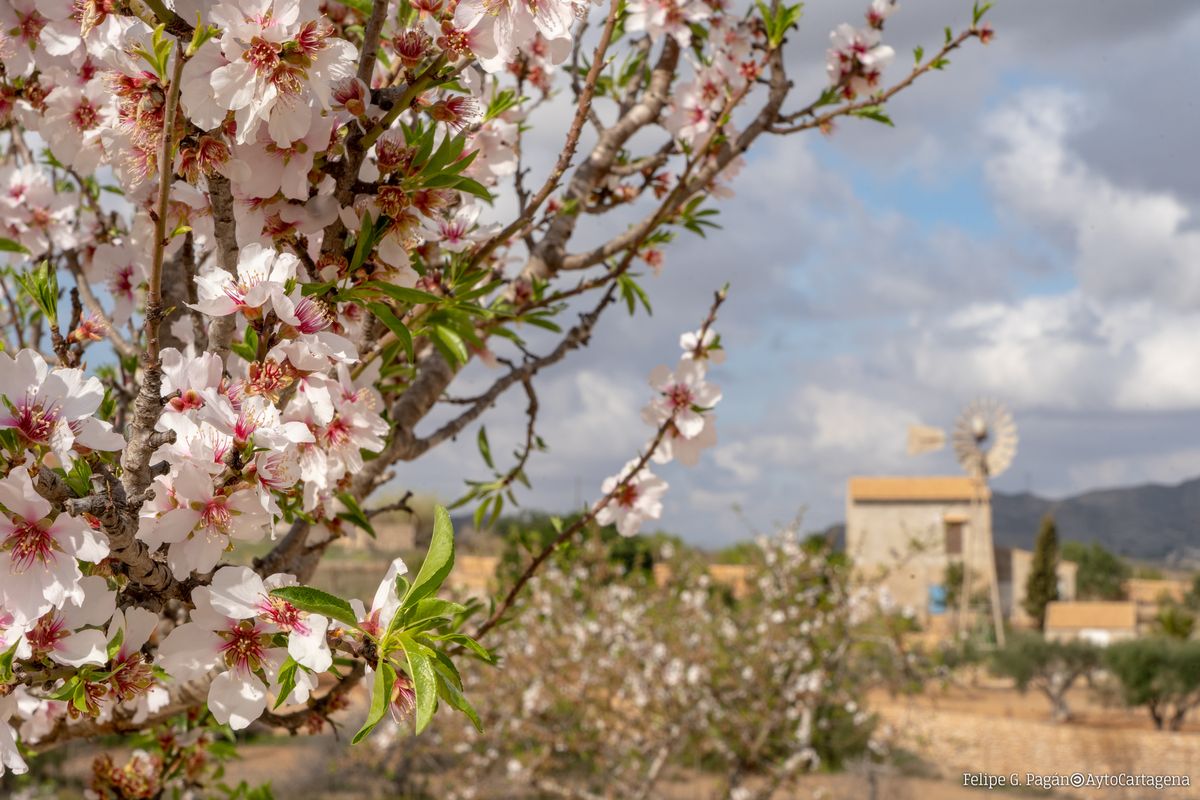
[[984, 88, 1200, 307]]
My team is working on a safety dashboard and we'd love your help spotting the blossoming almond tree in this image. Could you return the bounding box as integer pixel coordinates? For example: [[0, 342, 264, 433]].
[[0, 0, 992, 790]]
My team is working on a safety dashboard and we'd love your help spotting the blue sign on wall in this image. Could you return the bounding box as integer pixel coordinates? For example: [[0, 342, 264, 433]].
[[929, 584, 947, 615]]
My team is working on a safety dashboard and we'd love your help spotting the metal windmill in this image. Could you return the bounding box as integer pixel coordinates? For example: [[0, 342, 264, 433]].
[[950, 399, 1017, 646], [906, 399, 1017, 645], [952, 399, 1018, 482]]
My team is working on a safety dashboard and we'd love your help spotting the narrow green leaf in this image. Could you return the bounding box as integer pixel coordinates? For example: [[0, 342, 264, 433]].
[[273, 657, 299, 709], [363, 280, 441, 306], [404, 506, 455, 605], [0, 640, 18, 682], [0, 237, 29, 254], [438, 632, 495, 664], [352, 660, 395, 744], [364, 302, 414, 363], [270, 586, 360, 629], [477, 426, 494, 470], [432, 325, 469, 365], [336, 491, 376, 538], [401, 640, 438, 734], [106, 627, 124, 661]]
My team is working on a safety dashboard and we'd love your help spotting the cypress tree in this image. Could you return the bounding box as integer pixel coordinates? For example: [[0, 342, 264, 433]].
[[1024, 515, 1060, 630]]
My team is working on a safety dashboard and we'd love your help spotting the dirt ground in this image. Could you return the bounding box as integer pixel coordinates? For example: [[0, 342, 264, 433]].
[[37, 677, 1200, 799]]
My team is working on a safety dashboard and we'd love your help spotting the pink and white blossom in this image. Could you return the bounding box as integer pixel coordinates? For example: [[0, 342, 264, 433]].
[[0, 465, 108, 623], [594, 460, 668, 537]]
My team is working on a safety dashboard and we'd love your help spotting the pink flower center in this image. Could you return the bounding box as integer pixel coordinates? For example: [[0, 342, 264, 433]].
[[26, 614, 67, 655], [614, 483, 640, 509], [72, 98, 99, 131], [258, 595, 308, 635], [665, 383, 694, 411], [17, 10, 46, 43], [292, 296, 330, 335], [323, 416, 351, 448], [220, 621, 268, 673], [6, 397, 61, 444], [200, 497, 233, 533], [243, 37, 282, 75], [112, 264, 135, 298]]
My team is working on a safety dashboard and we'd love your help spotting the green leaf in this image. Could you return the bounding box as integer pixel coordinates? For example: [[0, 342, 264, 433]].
[[336, 491, 376, 539], [849, 105, 894, 127], [349, 211, 376, 272], [352, 660, 395, 744], [400, 598, 466, 632], [0, 237, 29, 254], [913, 45, 925, 64], [400, 639, 438, 734], [451, 176, 493, 204], [0, 640, 18, 682], [477, 426, 494, 470], [273, 657, 299, 710], [106, 626, 124, 661], [64, 459, 94, 498], [269, 586, 360, 630], [362, 280, 441, 306], [14, 260, 59, 324], [432, 324, 469, 365], [438, 632, 495, 664], [617, 274, 652, 316], [364, 302, 414, 364], [404, 506, 455, 605]]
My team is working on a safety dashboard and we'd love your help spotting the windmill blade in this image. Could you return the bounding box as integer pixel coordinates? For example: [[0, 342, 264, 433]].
[[952, 398, 1018, 479], [907, 424, 946, 455]]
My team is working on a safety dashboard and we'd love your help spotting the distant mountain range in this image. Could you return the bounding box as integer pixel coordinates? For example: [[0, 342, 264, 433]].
[[991, 478, 1200, 565]]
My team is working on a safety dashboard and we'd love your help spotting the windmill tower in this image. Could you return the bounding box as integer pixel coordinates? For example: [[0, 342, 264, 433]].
[[907, 399, 1017, 646]]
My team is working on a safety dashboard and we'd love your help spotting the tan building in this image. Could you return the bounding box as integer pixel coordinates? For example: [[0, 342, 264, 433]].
[[1123, 578, 1191, 627], [334, 519, 416, 554], [845, 476, 993, 624], [1124, 578, 1189, 605], [997, 547, 1078, 628], [445, 555, 500, 597], [1044, 601, 1138, 646], [653, 563, 753, 598]]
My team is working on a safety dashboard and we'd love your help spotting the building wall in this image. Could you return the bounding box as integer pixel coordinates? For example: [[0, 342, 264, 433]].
[[1044, 626, 1137, 646], [1006, 549, 1078, 627], [845, 497, 992, 622]]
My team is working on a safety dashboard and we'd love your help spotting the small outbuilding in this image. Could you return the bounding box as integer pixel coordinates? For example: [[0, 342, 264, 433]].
[[1044, 601, 1138, 646]]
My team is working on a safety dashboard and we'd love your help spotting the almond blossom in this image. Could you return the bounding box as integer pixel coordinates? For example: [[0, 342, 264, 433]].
[[417, 201, 497, 253], [0, 349, 124, 464], [453, 0, 576, 73], [137, 464, 271, 580], [23, 575, 115, 667], [626, 0, 712, 46], [208, 565, 332, 673], [642, 359, 722, 439], [595, 459, 668, 537], [192, 243, 299, 319], [157, 583, 291, 730], [826, 22, 895, 99], [0, 465, 108, 624], [0, 692, 26, 777], [180, 0, 357, 146]]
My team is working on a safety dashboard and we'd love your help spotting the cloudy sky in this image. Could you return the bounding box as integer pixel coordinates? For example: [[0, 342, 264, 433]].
[[400, 0, 1200, 547]]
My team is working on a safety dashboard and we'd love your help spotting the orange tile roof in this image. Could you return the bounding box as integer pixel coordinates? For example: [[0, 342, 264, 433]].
[[1045, 601, 1137, 631], [848, 476, 988, 503]]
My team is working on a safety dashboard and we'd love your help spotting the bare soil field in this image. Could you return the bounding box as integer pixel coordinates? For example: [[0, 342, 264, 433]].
[[35, 677, 1200, 799]]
